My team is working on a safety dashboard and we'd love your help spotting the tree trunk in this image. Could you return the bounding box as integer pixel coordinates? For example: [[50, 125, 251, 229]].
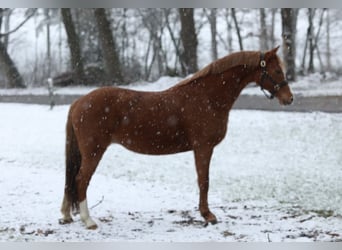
[[224, 9, 233, 53], [45, 9, 51, 77], [0, 8, 24, 88], [281, 8, 298, 82], [164, 9, 186, 75], [0, 40, 25, 88], [2, 9, 11, 49], [270, 8, 277, 48], [307, 8, 315, 74], [179, 8, 198, 75], [326, 9, 331, 72], [61, 8, 84, 85], [0, 8, 2, 32], [0, 9, 37, 88], [259, 8, 268, 51], [138, 9, 166, 81], [313, 9, 326, 73], [206, 8, 218, 61], [231, 8, 243, 51], [94, 8, 123, 85]]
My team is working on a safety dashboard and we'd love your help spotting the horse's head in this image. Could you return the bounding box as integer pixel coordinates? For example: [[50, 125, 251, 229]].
[[255, 46, 294, 105]]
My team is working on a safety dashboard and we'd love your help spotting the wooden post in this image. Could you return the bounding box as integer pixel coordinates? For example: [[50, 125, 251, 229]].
[[47, 78, 55, 110]]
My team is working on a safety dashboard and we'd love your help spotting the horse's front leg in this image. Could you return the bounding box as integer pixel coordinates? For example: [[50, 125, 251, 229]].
[[194, 147, 217, 225]]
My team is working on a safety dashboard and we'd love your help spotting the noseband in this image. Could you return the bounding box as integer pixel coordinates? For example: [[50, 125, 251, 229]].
[[259, 52, 289, 99]]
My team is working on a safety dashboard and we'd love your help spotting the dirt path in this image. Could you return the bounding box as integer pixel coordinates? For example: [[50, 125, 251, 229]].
[[1, 94, 341, 113], [234, 95, 342, 113]]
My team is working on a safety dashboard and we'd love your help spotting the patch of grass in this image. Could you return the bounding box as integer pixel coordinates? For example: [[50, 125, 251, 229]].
[[222, 230, 235, 237], [309, 209, 334, 218]]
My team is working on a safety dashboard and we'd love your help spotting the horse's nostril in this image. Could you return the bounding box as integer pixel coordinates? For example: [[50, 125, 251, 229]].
[[284, 96, 294, 105]]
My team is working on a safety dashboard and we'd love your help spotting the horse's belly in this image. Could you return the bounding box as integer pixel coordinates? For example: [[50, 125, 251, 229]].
[[112, 129, 191, 155]]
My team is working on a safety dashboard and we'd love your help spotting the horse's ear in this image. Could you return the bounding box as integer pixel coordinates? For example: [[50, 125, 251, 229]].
[[272, 45, 280, 54], [270, 45, 280, 55], [265, 46, 280, 60]]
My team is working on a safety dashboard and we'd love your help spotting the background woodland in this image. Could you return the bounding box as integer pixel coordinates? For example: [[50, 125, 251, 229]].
[[0, 8, 339, 88]]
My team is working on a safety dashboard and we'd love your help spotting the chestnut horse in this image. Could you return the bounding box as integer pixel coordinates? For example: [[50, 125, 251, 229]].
[[59, 47, 293, 229]]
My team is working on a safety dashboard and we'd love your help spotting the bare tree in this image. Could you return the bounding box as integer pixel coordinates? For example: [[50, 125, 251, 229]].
[[1, 8, 12, 49], [164, 8, 186, 75], [281, 8, 299, 82], [0, 9, 2, 34], [0, 8, 36, 88], [300, 8, 326, 74], [204, 8, 218, 61], [179, 8, 198, 75], [222, 9, 233, 53], [113, 9, 144, 82], [94, 8, 123, 85], [231, 8, 244, 51], [120, 8, 129, 70], [313, 9, 326, 73], [307, 8, 315, 73], [0, 40, 25, 88], [138, 9, 166, 81], [260, 9, 280, 50], [325, 9, 331, 72], [28, 8, 62, 86], [270, 8, 278, 48], [259, 8, 268, 51], [44, 9, 52, 77], [61, 8, 85, 85]]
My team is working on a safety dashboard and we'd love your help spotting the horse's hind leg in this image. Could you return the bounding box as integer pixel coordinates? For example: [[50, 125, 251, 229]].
[[76, 146, 106, 229], [59, 195, 73, 224], [194, 147, 217, 225]]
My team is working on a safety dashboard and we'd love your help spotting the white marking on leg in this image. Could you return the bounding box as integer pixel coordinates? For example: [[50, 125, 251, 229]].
[[60, 195, 73, 224], [79, 199, 98, 229]]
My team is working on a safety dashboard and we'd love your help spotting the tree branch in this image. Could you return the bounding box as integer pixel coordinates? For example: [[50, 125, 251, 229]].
[[0, 8, 37, 38]]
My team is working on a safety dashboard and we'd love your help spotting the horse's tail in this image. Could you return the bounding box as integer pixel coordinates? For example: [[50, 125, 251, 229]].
[[64, 108, 81, 213]]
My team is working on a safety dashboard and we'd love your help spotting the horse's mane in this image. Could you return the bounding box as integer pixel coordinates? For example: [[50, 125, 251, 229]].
[[176, 51, 261, 86]]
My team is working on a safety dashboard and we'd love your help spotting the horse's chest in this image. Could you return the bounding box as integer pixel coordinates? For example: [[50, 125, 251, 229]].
[[186, 110, 229, 145]]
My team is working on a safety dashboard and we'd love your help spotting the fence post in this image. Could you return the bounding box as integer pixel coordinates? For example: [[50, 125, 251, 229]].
[[47, 78, 55, 110]]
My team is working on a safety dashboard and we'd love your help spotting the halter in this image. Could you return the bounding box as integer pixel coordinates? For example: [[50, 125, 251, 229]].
[[259, 52, 289, 99]]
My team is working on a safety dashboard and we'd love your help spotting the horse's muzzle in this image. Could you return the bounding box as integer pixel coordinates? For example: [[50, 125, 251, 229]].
[[282, 95, 294, 106]]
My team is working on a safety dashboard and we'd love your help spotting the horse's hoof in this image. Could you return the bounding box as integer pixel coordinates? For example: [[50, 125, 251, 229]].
[[83, 216, 98, 230], [204, 213, 218, 226], [209, 218, 218, 225], [59, 218, 73, 225], [87, 224, 98, 230]]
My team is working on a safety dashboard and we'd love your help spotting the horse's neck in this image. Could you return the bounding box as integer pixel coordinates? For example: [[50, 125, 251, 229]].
[[228, 68, 256, 96], [203, 67, 256, 110]]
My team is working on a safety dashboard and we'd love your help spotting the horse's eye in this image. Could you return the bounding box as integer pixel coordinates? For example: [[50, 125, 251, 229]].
[[275, 70, 283, 75]]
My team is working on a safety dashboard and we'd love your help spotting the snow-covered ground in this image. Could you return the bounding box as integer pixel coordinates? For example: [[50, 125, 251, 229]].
[[0, 95, 342, 241]]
